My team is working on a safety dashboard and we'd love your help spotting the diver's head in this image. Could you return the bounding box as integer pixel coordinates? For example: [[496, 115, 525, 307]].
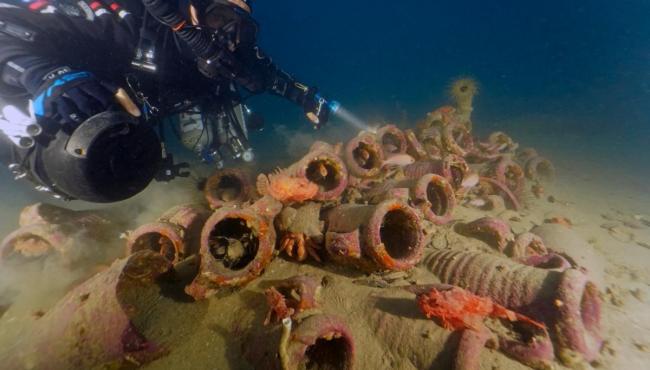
[[190, 0, 262, 86], [191, 0, 258, 46], [192, 0, 257, 42]]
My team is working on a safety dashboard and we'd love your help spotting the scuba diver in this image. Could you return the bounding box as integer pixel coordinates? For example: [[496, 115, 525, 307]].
[[0, 0, 333, 202]]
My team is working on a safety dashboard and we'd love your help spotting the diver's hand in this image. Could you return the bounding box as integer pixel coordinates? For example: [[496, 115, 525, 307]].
[[302, 87, 330, 129], [31, 67, 140, 126]]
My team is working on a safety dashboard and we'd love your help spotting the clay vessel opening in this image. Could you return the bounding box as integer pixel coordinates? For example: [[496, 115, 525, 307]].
[[381, 133, 402, 154], [449, 165, 465, 188], [535, 254, 566, 269], [534, 160, 555, 182], [505, 320, 538, 345], [207, 217, 259, 270], [352, 142, 380, 170], [4, 234, 52, 261], [131, 232, 177, 262], [379, 209, 420, 260], [306, 159, 342, 192], [304, 335, 353, 370], [208, 175, 244, 202], [426, 181, 449, 216]]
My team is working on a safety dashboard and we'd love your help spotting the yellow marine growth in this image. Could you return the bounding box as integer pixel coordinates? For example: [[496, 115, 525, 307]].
[[449, 77, 479, 130]]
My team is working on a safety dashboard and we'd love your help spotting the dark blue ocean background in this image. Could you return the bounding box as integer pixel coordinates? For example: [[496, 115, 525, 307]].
[[1, 0, 649, 237], [248, 0, 650, 182]]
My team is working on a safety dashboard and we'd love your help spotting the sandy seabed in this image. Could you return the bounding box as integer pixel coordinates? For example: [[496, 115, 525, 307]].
[[141, 161, 650, 370], [0, 132, 648, 370]]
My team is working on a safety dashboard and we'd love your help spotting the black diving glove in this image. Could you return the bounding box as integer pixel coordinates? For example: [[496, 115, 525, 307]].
[[29, 67, 120, 126], [300, 86, 331, 129], [266, 67, 331, 128]]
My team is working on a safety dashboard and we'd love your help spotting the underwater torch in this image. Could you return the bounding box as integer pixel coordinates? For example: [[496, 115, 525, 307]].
[[316, 94, 374, 133]]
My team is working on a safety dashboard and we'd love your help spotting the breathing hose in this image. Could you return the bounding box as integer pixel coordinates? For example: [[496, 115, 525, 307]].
[[141, 0, 216, 58]]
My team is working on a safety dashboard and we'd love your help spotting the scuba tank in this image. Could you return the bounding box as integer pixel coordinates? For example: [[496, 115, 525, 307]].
[[176, 95, 256, 168]]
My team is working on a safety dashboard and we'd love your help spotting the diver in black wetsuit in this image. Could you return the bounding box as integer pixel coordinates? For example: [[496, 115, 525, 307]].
[[0, 0, 332, 202]]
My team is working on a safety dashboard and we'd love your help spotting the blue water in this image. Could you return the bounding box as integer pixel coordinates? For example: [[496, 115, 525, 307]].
[[249, 0, 650, 169]]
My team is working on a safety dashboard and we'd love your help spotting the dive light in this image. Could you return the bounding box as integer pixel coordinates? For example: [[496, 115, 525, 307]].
[[315, 93, 341, 114], [314, 94, 372, 132]]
